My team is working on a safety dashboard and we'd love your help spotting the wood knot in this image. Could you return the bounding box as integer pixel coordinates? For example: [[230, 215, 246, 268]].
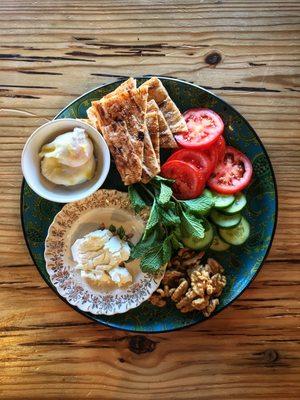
[[128, 335, 156, 354], [205, 52, 222, 66], [263, 349, 279, 363]]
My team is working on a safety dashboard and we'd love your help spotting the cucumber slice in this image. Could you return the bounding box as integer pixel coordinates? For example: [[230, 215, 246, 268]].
[[210, 234, 231, 251], [212, 191, 235, 209], [182, 220, 214, 250], [203, 189, 213, 199], [210, 209, 242, 229], [219, 217, 250, 245], [222, 193, 247, 214]]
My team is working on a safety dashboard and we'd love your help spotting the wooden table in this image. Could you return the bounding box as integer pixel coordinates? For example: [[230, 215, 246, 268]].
[[1, 1, 299, 399]]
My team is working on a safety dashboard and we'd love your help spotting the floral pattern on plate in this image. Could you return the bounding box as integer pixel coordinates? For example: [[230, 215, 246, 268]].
[[44, 189, 165, 315]]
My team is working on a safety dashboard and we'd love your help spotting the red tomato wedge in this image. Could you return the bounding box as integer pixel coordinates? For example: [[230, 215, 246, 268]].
[[167, 149, 212, 179], [208, 146, 253, 194], [161, 160, 206, 199], [175, 108, 224, 150]]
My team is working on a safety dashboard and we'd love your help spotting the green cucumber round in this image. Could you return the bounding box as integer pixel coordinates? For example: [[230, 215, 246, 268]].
[[212, 191, 235, 209], [210, 209, 242, 229], [182, 220, 214, 250], [218, 217, 250, 245], [203, 189, 213, 199], [210, 234, 231, 251], [222, 193, 247, 214]]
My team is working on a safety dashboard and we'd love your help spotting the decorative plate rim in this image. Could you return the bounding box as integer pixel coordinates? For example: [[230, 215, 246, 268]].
[[20, 75, 278, 333]]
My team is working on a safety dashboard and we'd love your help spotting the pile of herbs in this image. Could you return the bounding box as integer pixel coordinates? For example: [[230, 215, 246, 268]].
[[128, 176, 214, 274]]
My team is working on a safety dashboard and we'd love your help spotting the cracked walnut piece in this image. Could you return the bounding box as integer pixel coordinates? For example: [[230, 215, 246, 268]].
[[149, 252, 226, 317]]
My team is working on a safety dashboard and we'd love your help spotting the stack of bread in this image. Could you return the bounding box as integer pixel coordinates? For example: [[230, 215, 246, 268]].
[[85, 77, 188, 185]]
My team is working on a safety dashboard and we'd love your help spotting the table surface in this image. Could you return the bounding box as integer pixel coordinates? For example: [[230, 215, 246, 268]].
[[1, 1, 299, 399]]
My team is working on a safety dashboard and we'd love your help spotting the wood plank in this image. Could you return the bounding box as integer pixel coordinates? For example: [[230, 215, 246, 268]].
[[0, 262, 299, 399]]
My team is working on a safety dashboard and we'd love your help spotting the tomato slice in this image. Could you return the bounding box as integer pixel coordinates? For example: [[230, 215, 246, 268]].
[[208, 146, 253, 194], [214, 135, 226, 162], [167, 149, 212, 179], [205, 145, 219, 176], [161, 160, 206, 199], [203, 135, 226, 177], [175, 108, 224, 150]]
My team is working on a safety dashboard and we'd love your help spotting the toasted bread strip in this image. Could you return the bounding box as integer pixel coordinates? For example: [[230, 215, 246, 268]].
[[147, 99, 177, 148], [140, 77, 188, 136], [109, 77, 136, 94], [102, 121, 143, 185], [86, 78, 136, 130], [141, 129, 160, 184], [146, 102, 160, 164], [92, 86, 147, 164]]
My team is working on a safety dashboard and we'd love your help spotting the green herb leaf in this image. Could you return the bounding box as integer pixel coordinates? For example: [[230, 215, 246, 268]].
[[108, 224, 116, 233], [153, 175, 175, 185], [163, 201, 177, 212], [182, 195, 214, 216], [158, 183, 173, 204], [170, 233, 184, 250], [145, 200, 159, 232], [131, 229, 160, 259], [128, 185, 147, 212], [140, 234, 175, 274], [116, 226, 125, 240], [140, 244, 165, 273], [173, 226, 182, 238], [180, 210, 205, 240], [162, 235, 173, 264], [160, 206, 181, 227]]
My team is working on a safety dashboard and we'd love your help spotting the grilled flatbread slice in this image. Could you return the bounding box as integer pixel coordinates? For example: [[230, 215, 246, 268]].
[[109, 77, 136, 94], [86, 78, 136, 130], [140, 77, 188, 135], [141, 101, 166, 183], [92, 86, 148, 164], [146, 101, 160, 164], [141, 129, 160, 184], [147, 99, 177, 148], [102, 121, 142, 185]]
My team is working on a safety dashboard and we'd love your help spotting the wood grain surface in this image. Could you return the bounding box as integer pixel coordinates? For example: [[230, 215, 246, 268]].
[[0, 1, 299, 399]]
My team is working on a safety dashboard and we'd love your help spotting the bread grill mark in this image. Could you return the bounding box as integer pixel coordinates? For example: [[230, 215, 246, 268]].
[[138, 131, 145, 141]]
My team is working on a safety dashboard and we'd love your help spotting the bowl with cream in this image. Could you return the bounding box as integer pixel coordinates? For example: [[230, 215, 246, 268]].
[[21, 119, 110, 203]]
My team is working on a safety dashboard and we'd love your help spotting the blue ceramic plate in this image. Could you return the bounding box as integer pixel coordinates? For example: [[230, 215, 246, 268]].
[[21, 76, 277, 332]]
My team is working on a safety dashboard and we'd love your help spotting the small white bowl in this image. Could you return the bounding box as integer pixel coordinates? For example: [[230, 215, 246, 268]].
[[21, 118, 110, 203]]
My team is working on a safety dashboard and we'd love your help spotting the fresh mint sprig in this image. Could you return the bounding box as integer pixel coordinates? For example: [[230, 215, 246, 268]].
[[128, 185, 147, 212], [157, 182, 173, 204], [181, 195, 214, 216], [128, 176, 213, 274], [180, 210, 205, 240]]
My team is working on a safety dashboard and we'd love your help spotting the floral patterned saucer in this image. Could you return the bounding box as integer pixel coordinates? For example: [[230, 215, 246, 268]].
[[44, 189, 165, 315]]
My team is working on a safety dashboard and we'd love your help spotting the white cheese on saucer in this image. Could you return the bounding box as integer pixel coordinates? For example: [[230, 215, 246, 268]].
[[71, 228, 132, 286], [109, 266, 132, 287]]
